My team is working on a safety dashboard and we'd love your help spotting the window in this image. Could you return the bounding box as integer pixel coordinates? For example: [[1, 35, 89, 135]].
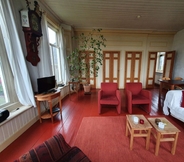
[[0, 29, 19, 109], [48, 26, 62, 83], [156, 52, 165, 73]]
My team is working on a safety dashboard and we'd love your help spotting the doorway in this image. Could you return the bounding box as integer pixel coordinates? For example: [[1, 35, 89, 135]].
[[146, 51, 175, 88]]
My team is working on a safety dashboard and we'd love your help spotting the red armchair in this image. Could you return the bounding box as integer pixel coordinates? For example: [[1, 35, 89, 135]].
[[98, 82, 121, 114], [125, 82, 151, 114]]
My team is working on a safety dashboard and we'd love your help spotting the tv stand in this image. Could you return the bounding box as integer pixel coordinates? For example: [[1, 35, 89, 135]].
[[35, 90, 62, 123]]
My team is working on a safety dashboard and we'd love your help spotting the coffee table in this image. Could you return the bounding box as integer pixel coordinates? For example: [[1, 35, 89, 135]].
[[126, 114, 152, 150], [147, 117, 180, 156]]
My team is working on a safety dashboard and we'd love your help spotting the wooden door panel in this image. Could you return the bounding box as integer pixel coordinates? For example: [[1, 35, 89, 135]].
[[163, 51, 175, 79], [103, 52, 110, 82], [80, 51, 96, 88], [103, 51, 120, 86], [125, 59, 132, 82], [112, 53, 119, 83], [125, 52, 142, 85], [146, 52, 157, 88]]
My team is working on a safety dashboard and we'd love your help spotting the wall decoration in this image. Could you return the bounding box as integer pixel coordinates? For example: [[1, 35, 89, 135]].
[[20, 0, 42, 66]]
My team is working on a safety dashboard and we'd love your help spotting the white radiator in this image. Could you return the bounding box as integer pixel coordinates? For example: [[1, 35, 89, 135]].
[[0, 85, 69, 152], [0, 106, 37, 152]]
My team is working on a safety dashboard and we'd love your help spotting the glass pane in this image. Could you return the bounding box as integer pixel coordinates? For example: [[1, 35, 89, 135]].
[[50, 46, 61, 83], [158, 55, 164, 71], [48, 27, 57, 45], [0, 59, 7, 106]]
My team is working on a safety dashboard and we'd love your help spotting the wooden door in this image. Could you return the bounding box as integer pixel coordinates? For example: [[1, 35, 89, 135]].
[[80, 51, 96, 88], [162, 51, 175, 79], [146, 52, 157, 88], [103, 51, 120, 86], [124, 51, 142, 85]]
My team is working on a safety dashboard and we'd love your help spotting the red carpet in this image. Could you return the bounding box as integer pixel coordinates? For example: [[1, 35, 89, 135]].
[[73, 116, 184, 162]]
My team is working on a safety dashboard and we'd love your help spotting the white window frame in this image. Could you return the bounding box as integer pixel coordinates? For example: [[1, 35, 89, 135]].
[[48, 25, 62, 84], [0, 30, 20, 110]]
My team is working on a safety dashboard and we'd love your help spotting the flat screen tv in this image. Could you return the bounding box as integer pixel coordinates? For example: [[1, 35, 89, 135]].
[[37, 76, 55, 94]]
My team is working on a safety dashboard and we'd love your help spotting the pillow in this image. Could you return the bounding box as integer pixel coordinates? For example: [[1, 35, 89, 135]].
[[181, 91, 184, 107]]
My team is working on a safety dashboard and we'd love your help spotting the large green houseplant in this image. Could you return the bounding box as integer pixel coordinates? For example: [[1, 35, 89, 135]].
[[67, 29, 106, 91]]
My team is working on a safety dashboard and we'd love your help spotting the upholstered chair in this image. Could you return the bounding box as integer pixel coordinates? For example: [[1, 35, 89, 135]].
[[125, 82, 151, 114], [98, 82, 121, 114]]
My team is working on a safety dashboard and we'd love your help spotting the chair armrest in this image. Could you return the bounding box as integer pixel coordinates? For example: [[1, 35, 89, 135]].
[[125, 90, 132, 114], [126, 89, 132, 101], [98, 90, 102, 100], [141, 90, 152, 99], [116, 90, 121, 102]]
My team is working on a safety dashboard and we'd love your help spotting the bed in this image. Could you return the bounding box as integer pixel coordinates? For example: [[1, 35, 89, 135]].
[[163, 90, 184, 122]]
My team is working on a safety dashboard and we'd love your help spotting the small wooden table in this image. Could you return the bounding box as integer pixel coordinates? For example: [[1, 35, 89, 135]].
[[126, 114, 152, 150], [35, 90, 62, 123], [147, 117, 180, 156]]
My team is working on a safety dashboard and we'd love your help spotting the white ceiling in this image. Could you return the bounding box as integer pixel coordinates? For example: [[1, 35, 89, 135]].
[[40, 0, 184, 32]]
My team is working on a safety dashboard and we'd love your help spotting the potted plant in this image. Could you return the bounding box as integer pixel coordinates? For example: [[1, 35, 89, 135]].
[[67, 29, 106, 93]]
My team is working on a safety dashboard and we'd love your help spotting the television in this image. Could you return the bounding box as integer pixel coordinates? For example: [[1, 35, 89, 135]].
[[37, 76, 56, 94]]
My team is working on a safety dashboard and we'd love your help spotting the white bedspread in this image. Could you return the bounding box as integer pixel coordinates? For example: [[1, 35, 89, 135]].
[[163, 90, 184, 122]]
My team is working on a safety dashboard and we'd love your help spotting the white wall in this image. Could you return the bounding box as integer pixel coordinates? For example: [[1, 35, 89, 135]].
[[172, 29, 184, 79], [75, 30, 174, 88]]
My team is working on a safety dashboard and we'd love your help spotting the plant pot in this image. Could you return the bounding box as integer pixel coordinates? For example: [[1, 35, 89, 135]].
[[83, 84, 91, 95]]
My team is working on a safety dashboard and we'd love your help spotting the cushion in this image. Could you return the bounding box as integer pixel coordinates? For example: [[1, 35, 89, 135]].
[[57, 146, 91, 162], [15, 133, 71, 162], [100, 95, 119, 105], [132, 95, 150, 104], [126, 83, 142, 95], [181, 91, 184, 107], [102, 90, 116, 96]]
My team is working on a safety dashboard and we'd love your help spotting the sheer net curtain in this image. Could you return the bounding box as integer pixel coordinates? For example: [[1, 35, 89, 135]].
[[59, 27, 70, 85], [0, 0, 36, 107], [0, 0, 70, 108]]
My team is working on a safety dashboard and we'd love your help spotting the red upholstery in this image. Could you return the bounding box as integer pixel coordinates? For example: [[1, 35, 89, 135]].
[[15, 133, 91, 162], [98, 82, 121, 114], [125, 82, 151, 114]]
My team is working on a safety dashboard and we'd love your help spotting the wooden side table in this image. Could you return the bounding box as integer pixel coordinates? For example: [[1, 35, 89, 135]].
[[158, 79, 184, 98], [126, 114, 152, 150], [147, 117, 180, 156], [35, 90, 62, 123]]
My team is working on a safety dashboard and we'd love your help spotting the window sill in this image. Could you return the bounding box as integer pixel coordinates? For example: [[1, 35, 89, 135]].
[[57, 84, 68, 89], [156, 71, 163, 74], [0, 105, 32, 126]]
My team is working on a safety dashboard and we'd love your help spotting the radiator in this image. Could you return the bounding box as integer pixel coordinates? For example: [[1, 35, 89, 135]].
[[0, 106, 37, 152], [0, 85, 69, 152]]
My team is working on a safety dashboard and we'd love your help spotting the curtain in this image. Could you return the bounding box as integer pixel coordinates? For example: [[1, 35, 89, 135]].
[[59, 26, 70, 84], [37, 13, 52, 77], [23, 13, 53, 92], [0, 0, 36, 106]]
